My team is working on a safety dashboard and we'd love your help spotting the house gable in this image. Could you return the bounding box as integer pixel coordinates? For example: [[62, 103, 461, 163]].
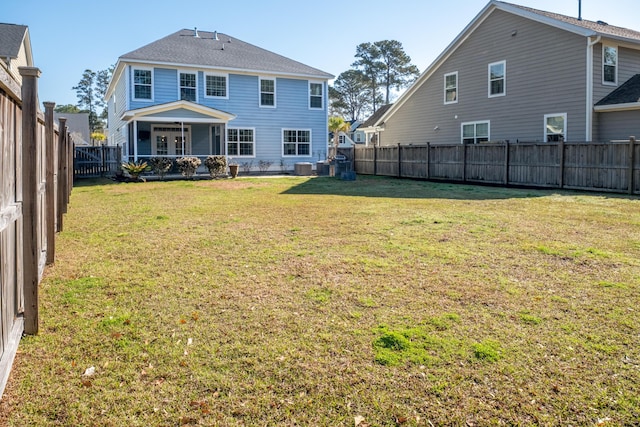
[[0, 23, 33, 85]]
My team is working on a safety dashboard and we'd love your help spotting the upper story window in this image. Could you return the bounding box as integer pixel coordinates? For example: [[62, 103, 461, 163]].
[[283, 129, 311, 156], [603, 46, 618, 85], [488, 61, 506, 97], [544, 113, 566, 142], [444, 71, 458, 104], [180, 71, 197, 102], [260, 77, 276, 107], [462, 121, 489, 144], [133, 68, 153, 100], [205, 73, 228, 98], [309, 82, 323, 109]]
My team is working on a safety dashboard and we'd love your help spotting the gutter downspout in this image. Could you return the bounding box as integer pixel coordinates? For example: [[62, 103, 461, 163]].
[[586, 35, 601, 142]]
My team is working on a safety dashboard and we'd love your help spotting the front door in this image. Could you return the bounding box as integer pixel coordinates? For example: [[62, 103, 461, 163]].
[[151, 125, 191, 156]]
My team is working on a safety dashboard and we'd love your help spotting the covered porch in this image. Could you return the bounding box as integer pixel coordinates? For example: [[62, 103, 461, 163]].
[[121, 101, 236, 171]]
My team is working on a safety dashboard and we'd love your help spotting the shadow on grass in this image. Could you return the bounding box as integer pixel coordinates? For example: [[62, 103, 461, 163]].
[[281, 175, 554, 200]]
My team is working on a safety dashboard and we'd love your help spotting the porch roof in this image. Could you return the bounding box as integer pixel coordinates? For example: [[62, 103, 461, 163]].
[[121, 100, 236, 123]]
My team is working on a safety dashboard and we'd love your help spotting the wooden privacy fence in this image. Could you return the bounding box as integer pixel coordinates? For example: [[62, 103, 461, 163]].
[[354, 139, 639, 195], [0, 65, 73, 398], [74, 145, 122, 178]]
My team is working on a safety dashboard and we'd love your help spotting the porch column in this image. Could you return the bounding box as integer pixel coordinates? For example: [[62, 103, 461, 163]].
[[133, 121, 138, 162]]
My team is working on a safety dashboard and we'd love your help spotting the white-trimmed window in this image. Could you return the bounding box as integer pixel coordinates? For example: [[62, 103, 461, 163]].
[[205, 73, 228, 98], [227, 128, 255, 157], [260, 77, 276, 107], [488, 61, 506, 97], [603, 45, 618, 85], [444, 72, 458, 104], [179, 71, 197, 102], [544, 113, 567, 142], [462, 121, 490, 144], [309, 82, 323, 109], [133, 68, 153, 100], [283, 129, 311, 156]]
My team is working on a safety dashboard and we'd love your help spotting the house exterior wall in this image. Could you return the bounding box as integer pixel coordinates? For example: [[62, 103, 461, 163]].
[[119, 64, 328, 164], [381, 9, 589, 145], [107, 70, 128, 148], [596, 110, 640, 141]]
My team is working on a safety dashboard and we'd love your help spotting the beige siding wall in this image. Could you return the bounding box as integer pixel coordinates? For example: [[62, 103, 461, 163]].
[[596, 110, 640, 141], [381, 10, 589, 145]]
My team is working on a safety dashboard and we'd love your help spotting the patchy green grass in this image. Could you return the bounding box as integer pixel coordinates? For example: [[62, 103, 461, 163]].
[[1, 176, 639, 426]]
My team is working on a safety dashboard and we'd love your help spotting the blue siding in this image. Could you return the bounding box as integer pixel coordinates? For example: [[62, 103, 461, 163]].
[[121, 64, 328, 166]]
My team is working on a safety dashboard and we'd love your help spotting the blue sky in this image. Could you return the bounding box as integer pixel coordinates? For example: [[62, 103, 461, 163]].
[[3, 0, 637, 107]]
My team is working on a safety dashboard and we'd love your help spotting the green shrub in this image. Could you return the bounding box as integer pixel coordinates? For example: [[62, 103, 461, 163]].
[[148, 157, 173, 179], [204, 155, 228, 178], [121, 161, 150, 180], [176, 156, 201, 179]]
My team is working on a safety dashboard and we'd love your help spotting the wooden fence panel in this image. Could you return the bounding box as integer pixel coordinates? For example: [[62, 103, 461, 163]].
[[466, 143, 505, 184], [375, 146, 399, 177], [400, 145, 428, 179], [74, 146, 122, 178], [354, 139, 638, 195], [429, 144, 464, 180]]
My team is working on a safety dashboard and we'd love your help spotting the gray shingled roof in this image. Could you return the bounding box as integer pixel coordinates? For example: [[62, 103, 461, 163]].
[[596, 74, 640, 106], [0, 23, 28, 58], [361, 104, 394, 128], [120, 29, 333, 79], [502, 2, 640, 42]]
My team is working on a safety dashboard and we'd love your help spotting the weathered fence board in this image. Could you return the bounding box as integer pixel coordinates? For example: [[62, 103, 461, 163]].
[[354, 139, 638, 195], [0, 65, 72, 398], [74, 146, 122, 178]]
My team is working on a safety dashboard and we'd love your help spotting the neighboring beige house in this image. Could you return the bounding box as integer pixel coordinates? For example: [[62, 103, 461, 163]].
[[370, 1, 640, 145], [0, 23, 33, 86]]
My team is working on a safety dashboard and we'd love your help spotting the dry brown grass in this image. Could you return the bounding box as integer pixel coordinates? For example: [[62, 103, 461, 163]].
[[1, 176, 638, 426]]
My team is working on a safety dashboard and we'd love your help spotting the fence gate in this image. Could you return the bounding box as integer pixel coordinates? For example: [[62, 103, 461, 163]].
[[74, 146, 122, 178]]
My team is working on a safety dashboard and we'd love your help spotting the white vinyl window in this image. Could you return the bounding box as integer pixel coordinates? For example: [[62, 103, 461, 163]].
[[603, 46, 618, 85], [309, 82, 323, 109], [283, 129, 311, 156], [133, 68, 153, 101], [544, 113, 567, 142], [227, 128, 255, 157], [205, 73, 228, 98], [488, 61, 506, 97], [462, 121, 490, 144], [179, 71, 197, 102], [444, 72, 458, 104], [259, 77, 276, 107]]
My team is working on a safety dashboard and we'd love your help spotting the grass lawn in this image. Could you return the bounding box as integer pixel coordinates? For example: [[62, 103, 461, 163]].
[[1, 175, 639, 426]]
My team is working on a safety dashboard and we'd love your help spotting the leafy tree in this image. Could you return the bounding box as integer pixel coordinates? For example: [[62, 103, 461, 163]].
[[54, 104, 81, 113], [352, 42, 385, 112], [329, 70, 371, 121], [73, 69, 97, 131], [72, 66, 113, 133], [351, 40, 419, 108], [328, 116, 351, 148], [91, 132, 106, 145], [374, 40, 420, 104]]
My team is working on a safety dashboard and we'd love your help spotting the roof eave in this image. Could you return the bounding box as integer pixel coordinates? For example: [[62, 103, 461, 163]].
[[118, 58, 334, 80], [594, 102, 640, 112], [373, 0, 599, 127], [120, 100, 237, 122]]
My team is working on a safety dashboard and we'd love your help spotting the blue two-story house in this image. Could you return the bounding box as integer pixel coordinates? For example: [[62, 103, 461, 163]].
[[106, 28, 333, 172]]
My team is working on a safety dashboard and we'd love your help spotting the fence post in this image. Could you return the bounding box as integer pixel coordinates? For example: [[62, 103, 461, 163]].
[[56, 118, 67, 232], [426, 142, 430, 180], [558, 139, 565, 189], [373, 145, 378, 176], [629, 136, 636, 195], [43, 101, 56, 265], [397, 143, 402, 178], [503, 141, 509, 185], [462, 143, 468, 182], [19, 66, 41, 335]]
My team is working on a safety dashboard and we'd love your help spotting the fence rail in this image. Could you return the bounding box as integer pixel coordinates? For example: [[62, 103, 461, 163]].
[[353, 139, 639, 195], [0, 65, 72, 398]]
